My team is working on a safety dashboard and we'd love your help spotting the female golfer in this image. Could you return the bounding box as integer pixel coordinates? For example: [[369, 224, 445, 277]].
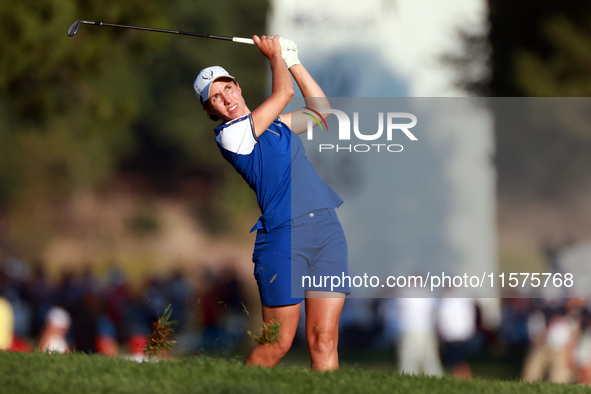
[[194, 35, 349, 371]]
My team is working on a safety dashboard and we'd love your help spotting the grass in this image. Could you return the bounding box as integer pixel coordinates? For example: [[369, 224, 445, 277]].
[[0, 351, 588, 394], [143, 305, 177, 358], [247, 319, 283, 345]]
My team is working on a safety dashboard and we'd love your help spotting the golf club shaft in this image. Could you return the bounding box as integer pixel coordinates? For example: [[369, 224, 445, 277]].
[[72, 20, 255, 44]]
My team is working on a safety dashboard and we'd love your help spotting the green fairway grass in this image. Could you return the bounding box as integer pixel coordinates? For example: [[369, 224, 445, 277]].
[[0, 351, 585, 394]]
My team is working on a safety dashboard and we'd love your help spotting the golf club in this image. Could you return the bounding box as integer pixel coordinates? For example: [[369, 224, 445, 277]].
[[67, 20, 255, 45]]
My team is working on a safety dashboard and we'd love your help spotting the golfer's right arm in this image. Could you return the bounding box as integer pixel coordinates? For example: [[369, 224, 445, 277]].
[[251, 35, 294, 137]]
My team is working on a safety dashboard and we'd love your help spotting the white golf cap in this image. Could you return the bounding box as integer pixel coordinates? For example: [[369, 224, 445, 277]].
[[46, 306, 71, 329], [194, 66, 235, 104]]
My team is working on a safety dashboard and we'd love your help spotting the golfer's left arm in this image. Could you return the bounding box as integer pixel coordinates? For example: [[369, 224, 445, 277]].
[[278, 39, 331, 135]]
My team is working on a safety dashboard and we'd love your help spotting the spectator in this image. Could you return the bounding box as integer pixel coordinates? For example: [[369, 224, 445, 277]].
[[396, 293, 442, 376], [105, 268, 131, 341], [96, 312, 119, 357], [0, 296, 32, 352], [521, 298, 577, 383], [0, 296, 14, 349], [438, 297, 476, 378], [39, 306, 71, 353], [24, 264, 55, 337], [575, 300, 591, 384], [166, 269, 192, 332], [499, 298, 531, 353], [70, 293, 99, 353], [124, 335, 147, 363]]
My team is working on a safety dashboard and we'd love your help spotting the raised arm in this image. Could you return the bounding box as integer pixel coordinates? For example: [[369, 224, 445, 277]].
[[251, 35, 294, 137], [278, 39, 331, 135]]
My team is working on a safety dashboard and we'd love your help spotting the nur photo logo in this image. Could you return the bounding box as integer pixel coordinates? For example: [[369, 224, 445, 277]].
[[303, 107, 329, 131], [303, 108, 418, 153]]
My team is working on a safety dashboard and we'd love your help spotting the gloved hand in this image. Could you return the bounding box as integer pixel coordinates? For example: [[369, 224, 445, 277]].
[[279, 37, 300, 69]]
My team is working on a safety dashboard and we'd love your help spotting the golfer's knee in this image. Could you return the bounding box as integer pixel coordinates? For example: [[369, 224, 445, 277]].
[[309, 329, 338, 354], [270, 337, 293, 358]]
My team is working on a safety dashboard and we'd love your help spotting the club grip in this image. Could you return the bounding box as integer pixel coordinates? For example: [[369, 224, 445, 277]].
[[232, 37, 255, 45]]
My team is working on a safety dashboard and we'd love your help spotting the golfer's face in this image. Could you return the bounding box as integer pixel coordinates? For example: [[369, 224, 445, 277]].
[[207, 80, 246, 122]]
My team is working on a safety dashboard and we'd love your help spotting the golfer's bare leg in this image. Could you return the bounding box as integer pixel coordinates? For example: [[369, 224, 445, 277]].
[[305, 292, 345, 371], [244, 302, 301, 367]]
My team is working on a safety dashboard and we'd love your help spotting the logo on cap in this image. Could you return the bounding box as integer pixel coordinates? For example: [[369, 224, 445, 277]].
[[202, 70, 214, 80]]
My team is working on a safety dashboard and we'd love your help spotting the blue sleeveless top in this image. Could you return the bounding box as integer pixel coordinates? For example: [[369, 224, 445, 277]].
[[214, 114, 342, 232]]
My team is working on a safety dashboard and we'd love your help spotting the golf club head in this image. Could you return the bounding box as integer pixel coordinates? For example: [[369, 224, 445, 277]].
[[67, 20, 82, 37]]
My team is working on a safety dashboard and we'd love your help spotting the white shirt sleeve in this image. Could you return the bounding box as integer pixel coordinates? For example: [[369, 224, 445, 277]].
[[215, 116, 257, 155]]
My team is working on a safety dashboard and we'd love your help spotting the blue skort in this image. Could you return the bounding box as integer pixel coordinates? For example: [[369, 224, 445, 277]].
[[252, 208, 350, 306]]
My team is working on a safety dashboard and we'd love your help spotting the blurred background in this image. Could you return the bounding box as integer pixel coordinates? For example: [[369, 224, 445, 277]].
[[1, 0, 591, 383]]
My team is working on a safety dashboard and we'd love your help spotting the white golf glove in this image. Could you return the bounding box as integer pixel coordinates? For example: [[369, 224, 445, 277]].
[[279, 37, 300, 69]]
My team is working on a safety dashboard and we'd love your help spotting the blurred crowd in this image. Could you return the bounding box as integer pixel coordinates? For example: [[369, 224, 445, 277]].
[[336, 295, 591, 384], [1, 256, 591, 384], [0, 257, 248, 359], [336, 240, 591, 383]]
